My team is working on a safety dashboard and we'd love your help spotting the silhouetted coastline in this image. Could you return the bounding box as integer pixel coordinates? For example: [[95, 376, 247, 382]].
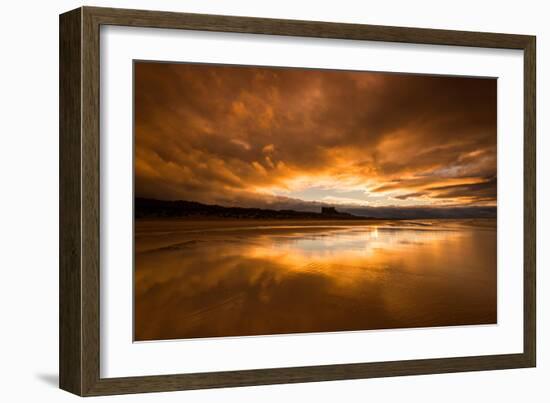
[[135, 198, 362, 220], [135, 197, 496, 220]]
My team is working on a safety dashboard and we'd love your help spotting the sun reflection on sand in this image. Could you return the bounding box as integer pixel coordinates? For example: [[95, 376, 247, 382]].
[[244, 225, 460, 267]]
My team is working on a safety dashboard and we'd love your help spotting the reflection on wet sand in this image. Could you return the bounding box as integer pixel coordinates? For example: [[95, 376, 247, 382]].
[[134, 219, 496, 341]]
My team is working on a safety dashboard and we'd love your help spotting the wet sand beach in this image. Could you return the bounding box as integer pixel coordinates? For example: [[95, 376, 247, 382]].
[[134, 218, 497, 341]]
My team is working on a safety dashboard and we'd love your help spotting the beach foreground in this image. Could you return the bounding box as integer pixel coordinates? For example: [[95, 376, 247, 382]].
[[134, 218, 496, 341]]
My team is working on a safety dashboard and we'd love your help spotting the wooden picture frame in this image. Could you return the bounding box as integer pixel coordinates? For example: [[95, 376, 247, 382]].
[[59, 6, 536, 396]]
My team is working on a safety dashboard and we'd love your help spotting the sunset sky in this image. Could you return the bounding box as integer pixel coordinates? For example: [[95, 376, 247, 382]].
[[134, 62, 496, 211]]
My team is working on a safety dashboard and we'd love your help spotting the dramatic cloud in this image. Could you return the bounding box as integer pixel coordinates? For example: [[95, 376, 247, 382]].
[[134, 62, 496, 210]]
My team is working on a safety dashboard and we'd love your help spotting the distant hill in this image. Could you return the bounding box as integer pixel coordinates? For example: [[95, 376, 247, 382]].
[[342, 205, 496, 219], [135, 198, 363, 220]]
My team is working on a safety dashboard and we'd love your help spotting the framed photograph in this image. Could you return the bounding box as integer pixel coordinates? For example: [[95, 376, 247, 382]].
[[59, 6, 536, 396]]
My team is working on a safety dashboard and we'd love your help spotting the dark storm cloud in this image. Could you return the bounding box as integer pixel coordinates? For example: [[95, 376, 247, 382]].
[[427, 176, 497, 201], [134, 62, 497, 208]]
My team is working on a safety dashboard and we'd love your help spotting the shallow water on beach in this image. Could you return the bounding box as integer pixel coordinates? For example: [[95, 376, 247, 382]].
[[134, 219, 496, 341]]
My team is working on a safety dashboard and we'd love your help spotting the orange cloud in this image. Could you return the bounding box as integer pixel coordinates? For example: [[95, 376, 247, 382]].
[[134, 62, 496, 210]]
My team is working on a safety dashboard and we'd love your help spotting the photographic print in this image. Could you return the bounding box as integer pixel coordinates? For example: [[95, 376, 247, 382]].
[[134, 62, 497, 342]]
